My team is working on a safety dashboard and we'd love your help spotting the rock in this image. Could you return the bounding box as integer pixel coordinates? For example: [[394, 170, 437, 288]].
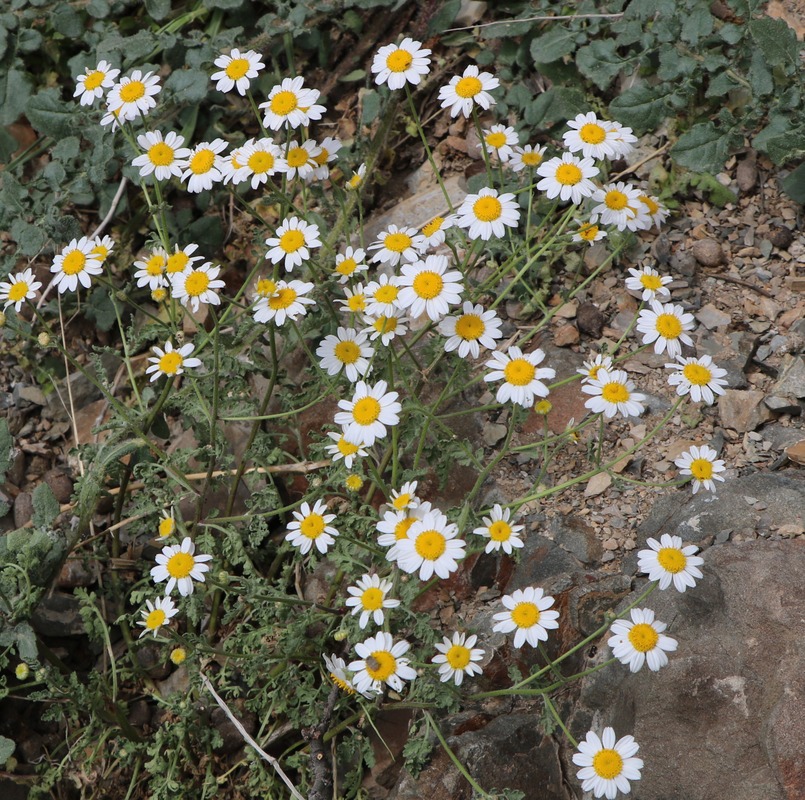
[[43, 469, 73, 504], [30, 592, 87, 637], [211, 704, 257, 755], [554, 323, 579, 347], [576, 303, 605, 338], [567, 574, 633, 636], [767, 225, 794, 249], [12, 384, 46, 407], [772, 355, 805, 398], [691, 238, 725, 266], [551, 515, 603, 564], [13, 491, 33, 528], [718, 389, 773, 432], [571, 540, 805, 800], [736, 153, 758, 192], [787, 439, 805, 466], [765, 395, 802, 415], [136, 642, 171, 680], [584, 472, 611, 498], [156, 666, 190, 697], [55, 559, 95, 588], [482, 422, 508, 446], [696, 303, 731, 330]]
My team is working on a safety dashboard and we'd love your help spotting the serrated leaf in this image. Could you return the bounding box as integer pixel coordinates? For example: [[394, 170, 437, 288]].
[[26, 88, 73, 138], [781, 163, 805, 204], [32, 482, 60, 529], [680, 6, 713, 46], [530, 25, 576, 64], [0, 67, 33, 126], [576, 40, 624, 90], [526, 87, 587, 129], [164, 68, 209, 104], [749, 17, 799, 68], [671, 121, 740, 172], [0, 736, 15, 763], [609, 84, 668, 131]]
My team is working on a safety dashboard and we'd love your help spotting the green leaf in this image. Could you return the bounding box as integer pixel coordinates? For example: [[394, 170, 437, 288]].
[[202, 0, 245, 8], [671, 121, 740, 172], [52, 135, 81, 162], [32, 482, 60, 529], [680, 6, 713, 46], [0, 418, 11, 483], [480, 18, 535, 39], [705, 71, 738, 98], [529, 25, 576, 64], [781, 163, 805, 204], [719, 23, 744, 45], [12, 622, 38, 662], [576, 40, 624, 90], [657, 49, 697, 81], [748, 49, 773, 96], [164, 68, 210, 104], [51, 3, 84, 37], [0, 128, 17, 162], [26, 88, 73, 138], [0, 67, 33, 126], [526, 87, 587, 128], [754, 122, 805, 165], [624, 0, 677, 19], [360, 88, 380, 127], [426, 0, 460, 35], [17, 28, 43, 53], [86, 0, 110, 17], [11, 221, 46, 256], [609, 84, 668, 132], [83, 287, 118, 332], [338, 69, 366, 82], [749, 17, 799, 67], [0, 736, 15, 763], [144, 0, 171, 20]]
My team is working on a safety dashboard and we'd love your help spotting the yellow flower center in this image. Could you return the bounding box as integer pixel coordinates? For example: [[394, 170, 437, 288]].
[[383, 232, 412, 253], [225, 58, 250, 79], [486, 131, 507, 148], [592, 749, 623, 780], [8, 282, 29, 302], [374, 284, 399, 304], [579, 122, 606, 144], [189, 149, 215, 175], [394, 516, 415, 540], [386, 49, 413, 73], [373, 316, 398, 335], [146, 254, 166, 276], [488, 520, 512, 542], [148, 142, 174, 167], [604, 190, 628, 210], [639, 273, 663, 290], [422, 217, 444, 237], [119, 80, 145, 103], [352, 396, 381, 425], [360, 587, 384, 611], [366, 650, 396, 681], [279, 229, 305, 253], [185, 271, 210, 297], [412, 271, 444, 300], [511, 601, 539, 628], [446, 644, 471, 669], [166, 551, 195, 579], [334, 340, 360, 364], [248, 151, 275, 174], [300, 513, 325, 539], [534, 399, 552, 415], [455, 75, 482, 98], [346, 474, 363, 491], [167, 252, 189, 274], [347, 293, 365, 312], [555, 163, 582, 185], [347, 173, 363, 189], [313, 147, 330, 166], [454, 314, 484, 340], [392, 493, 411, 510], [503, 358, 536, 387], [657, 547, 686, 573], [655, 313, 682, 339], [270, 90, 298, 115], [158, 351, 184, 374], [628, 622, 659, 653], [682, 363, 712, 386], [337, 437, 359, 457], [83, 71, 105, 91], [286, 147, 309, 168], [689, 458, 714, 481], [579, 225, 600, 241], [521, 150, 543, 166], [159, 517, 175, 537], [269, 287, 297, 310], [414, 529, 447, 560], [152, 288, 168, 303], [336, 257, 357, 276], [170, 647, 187, 665], [61, 250, 87, 275], [91, 244, 109, 260], [145, 609, 167, 630], [330, 671, 355, 694], [473, 196, 502, 222], [601, 382, 629, 403], [639, 194, 660, 215], [256, 278, 277, 297]]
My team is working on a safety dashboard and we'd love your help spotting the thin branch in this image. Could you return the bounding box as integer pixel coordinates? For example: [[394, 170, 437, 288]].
[[445, 12, 624, 33]]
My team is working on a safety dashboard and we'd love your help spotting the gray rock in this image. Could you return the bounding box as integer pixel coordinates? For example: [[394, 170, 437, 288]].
[[552, 515, 603, 564], [718, 389, 773, 432], [765, 395, 802, 415], [696, 303, 731, 330], [482, 422, 508, 446], [30, 591, 87, 637], [772, 355, 805, 399], [13, 491, 33, 528], [691, 239, 725, 266], [12, 384, 46, 407]]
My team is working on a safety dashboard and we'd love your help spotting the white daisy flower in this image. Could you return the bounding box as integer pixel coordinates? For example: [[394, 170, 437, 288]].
[[582, 368, 646, 419], [137, 596, 178, 638], [323, 654, 367, 697], [74, 60, 120, 106], [316, 327, 374, 382], [492, 586, 560, 648], [133, 248, 168, 290], [309, 136, 342, 181], [145, 341, 202, 382], [265, 216, 322, 272], [150, 536, 213, 597], [472, 504, 524, 555], [334, 379, 401, 447], [181, 138, 228, 193], [106, 70, 161, 121], [283, 139, 321, 181], [376, 503, 431, 564], [419, 214, 457, 249], [345, 163, 366, 190], [324, 431, 367, 468], [621, 199, 653, 232], [368, 225, 424, 267], [577, 354, 613, 384], [636, 193, 669, 229], [338, 283, 368, 315], [259, 76, 326, 131], [510, 144, 546, 172], [362, 312, 408, 346], [364, 274, 403, 317], [674, 444, 726, 495], [637, 533, 705, 591], [479, 123, 518, 162], [220, 139, 254, 186], [210, 48, 265, 95], [536, 152, 599, 204], [438, 64, 499, 118], [432, 632, 485, 685], [484, 346, 555, 407], [132, 130, 190, 181], [389, 480, 420, 512], [285, 499, 339, 555], [334, 246, 368, 283], [89, 235, 115, 264], [50, 236, 104, 294], [171, 262, 225, 313], [396, 507, 466, 581], [457, 187, 520, 241], [605, 120, 639, 158], [624, 266, 672, 301], [166, 243, 204, 276], [345, 574, 400, 629], [591, 182, 643, 230], [608, 607, 678, 673], [636, 299, 696, 359], [398, 254, 464, 321], [240, 137, 287, 188], [100, 105, 123, 131], [157, 509, 176, 539], [665, 355, 728, 405], [438, 301, 503, 359], [563, 112, 625, 160], [572, 727, 643, 799], [572, 221, 607, 245], [371, 38, 431, 90], [0, 268, 41, 312], [253, 279, 315, 326], [349, 632, 417, 695]]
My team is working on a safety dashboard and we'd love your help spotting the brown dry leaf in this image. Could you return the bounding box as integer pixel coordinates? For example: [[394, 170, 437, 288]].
[[785, 439, 805, 465]]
